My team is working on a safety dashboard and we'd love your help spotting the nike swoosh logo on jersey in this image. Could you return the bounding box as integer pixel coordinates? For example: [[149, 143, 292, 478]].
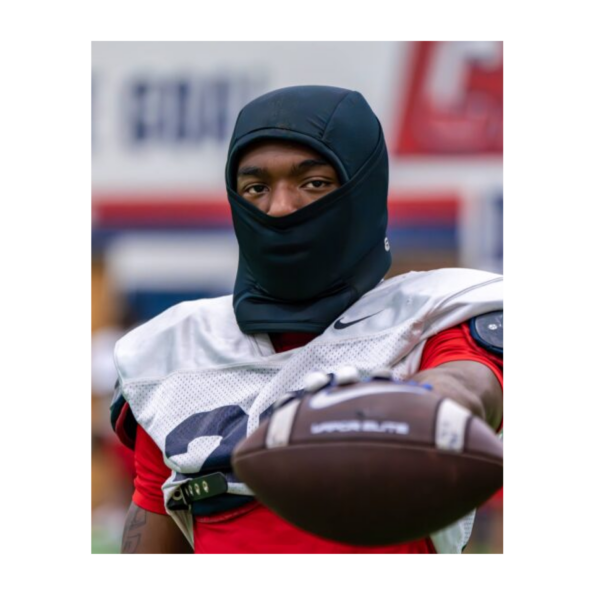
[[333, 311, 382, 330]]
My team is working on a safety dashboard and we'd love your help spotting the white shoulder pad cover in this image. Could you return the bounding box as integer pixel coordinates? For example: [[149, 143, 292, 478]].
[[115, 295, 252, 383]]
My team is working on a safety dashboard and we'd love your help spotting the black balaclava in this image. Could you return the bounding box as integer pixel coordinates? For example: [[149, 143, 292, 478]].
[[226, 85, 391, 334]]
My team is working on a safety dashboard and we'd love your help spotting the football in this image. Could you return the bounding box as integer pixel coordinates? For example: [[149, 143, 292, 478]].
[[232, 370, 503, 546]]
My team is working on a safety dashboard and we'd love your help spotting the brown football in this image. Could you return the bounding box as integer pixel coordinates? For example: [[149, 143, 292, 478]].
[[231, 375, 502, 546]]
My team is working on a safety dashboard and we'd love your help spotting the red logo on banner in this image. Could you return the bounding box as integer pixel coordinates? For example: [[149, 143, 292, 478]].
[[395, 42, 503, 156]]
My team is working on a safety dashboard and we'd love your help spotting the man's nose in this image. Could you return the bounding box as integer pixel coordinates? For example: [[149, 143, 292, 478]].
[[267, 184, 303, 217]]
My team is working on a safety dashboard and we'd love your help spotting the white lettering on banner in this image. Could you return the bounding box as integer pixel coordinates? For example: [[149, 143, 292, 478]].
[[427, 41, 502, 107]]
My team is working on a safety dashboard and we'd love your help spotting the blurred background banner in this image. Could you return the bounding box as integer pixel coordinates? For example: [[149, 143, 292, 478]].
[[91, 41, 503, 553]]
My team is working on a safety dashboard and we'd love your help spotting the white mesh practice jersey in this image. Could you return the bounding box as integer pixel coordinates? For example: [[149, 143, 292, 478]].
[[114, 268, 503, 552]]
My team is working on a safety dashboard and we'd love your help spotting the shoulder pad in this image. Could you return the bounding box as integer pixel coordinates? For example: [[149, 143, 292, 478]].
[[469, 311, 503, 356], [115, 296, 238, 383], [110, 381, 137, 450]]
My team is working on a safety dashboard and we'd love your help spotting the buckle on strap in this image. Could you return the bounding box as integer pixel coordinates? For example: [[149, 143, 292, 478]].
[[167, 472, 229, 510]]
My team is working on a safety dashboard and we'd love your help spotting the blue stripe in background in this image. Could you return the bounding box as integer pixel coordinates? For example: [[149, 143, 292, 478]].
[[388, 225, 458, 251]]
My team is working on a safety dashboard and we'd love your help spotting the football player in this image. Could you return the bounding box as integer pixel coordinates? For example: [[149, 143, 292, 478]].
[[111, 85, 503, 554]]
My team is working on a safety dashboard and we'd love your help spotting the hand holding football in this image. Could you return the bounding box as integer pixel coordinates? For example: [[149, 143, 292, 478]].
[[232, 369, 503, 546]]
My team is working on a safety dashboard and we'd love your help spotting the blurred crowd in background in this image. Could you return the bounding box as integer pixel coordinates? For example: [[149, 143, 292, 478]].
[[91, 41, 503, 553]]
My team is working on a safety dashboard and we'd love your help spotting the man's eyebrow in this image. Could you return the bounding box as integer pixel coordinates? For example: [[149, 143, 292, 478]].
[[237, 165, 267, 178], [290, 159, 331, 175], [237, 158, 332, 179]]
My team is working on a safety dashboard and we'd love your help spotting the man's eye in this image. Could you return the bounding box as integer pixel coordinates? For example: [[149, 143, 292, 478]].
[[304, 180, 328, 189], [246, 184, 267, 195]]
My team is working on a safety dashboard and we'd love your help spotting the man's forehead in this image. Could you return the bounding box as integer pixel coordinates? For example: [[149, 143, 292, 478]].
[[237, 139, 327, 166]]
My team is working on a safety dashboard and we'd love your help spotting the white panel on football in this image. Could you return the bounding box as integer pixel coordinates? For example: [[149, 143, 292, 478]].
[[434, 398, 471, 453], [266, 399, 301, 449]]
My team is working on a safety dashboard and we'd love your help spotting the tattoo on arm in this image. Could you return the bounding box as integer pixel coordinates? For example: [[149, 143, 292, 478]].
[[121, 506, 147, 553]]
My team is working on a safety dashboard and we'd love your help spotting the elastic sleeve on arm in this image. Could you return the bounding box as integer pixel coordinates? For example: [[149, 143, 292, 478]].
[[132, 425, 171, 515]]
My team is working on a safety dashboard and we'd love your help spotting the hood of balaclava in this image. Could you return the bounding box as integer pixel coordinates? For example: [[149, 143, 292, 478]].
[[226, 85, 391, 334]]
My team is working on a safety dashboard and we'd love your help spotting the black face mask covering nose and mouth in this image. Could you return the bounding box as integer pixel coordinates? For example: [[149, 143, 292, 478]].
[[226, 85, 391, 334]]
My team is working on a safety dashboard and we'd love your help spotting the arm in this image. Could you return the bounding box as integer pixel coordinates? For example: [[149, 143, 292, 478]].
[[410, 360, 503, 430], [409, 322, 503, 431], [121, 502, 192, 554], [112, 382, 194, 553], [121, 425, 193, 554]]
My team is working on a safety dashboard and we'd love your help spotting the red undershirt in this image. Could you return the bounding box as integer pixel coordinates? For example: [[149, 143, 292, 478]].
[[132, 324, 503, 553]]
